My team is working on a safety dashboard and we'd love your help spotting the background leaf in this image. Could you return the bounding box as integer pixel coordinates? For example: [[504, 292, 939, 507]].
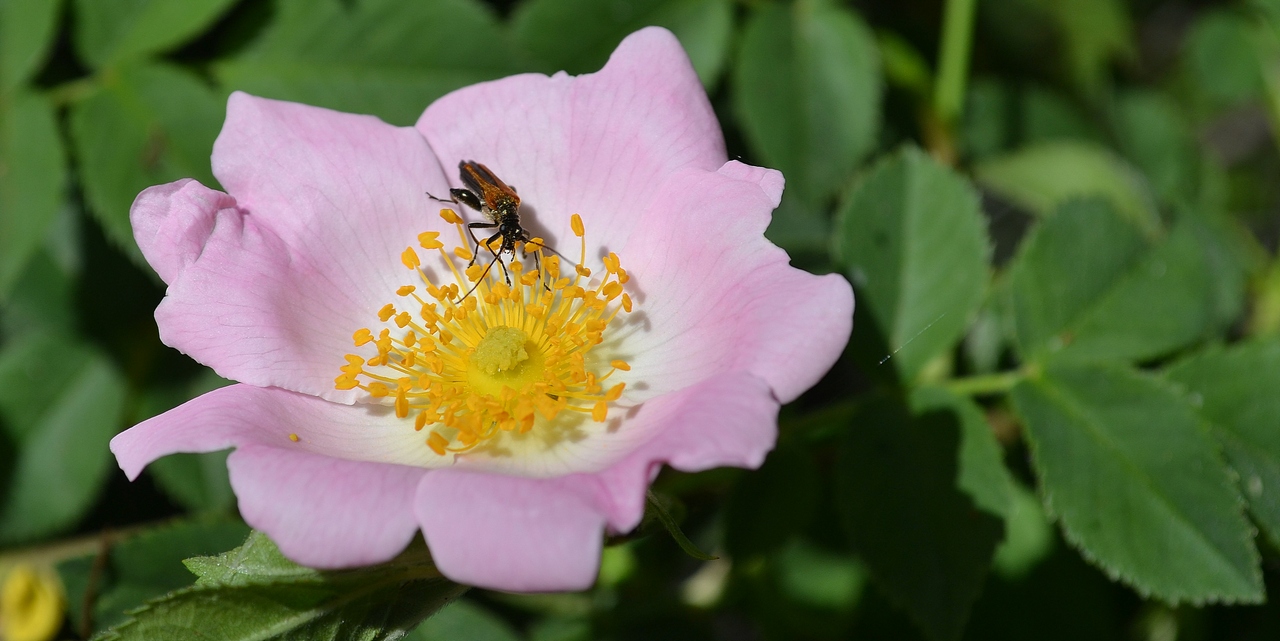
[[214, 0, 515, 127], [0, 333, 127, 543], [70, 61, 222, 262], [0, 91, 67, 300], [722, 444, 820, 559], [407, 599, 523, 641], [513, 0, 731, 87], [73, 0, 240, 69], [734, 0, 881, 252], [834, 147, 989, 381], [975, 142, 1159, 235], [1011, 362, 1262, 604], [0, 0, 62, 90], [911, 386, 1015, 519], [836, 398, 1003, 641]]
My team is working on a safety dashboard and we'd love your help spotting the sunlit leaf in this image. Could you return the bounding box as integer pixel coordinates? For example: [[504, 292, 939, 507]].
[[834, 147, 989, 382], [1011, 362, 1262, 604], [95, 532, 465, 641], [1166, 340, 1280, 550]]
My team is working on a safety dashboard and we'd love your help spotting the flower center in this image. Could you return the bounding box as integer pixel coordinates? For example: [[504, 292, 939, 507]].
[[335, 210, 635, 457]]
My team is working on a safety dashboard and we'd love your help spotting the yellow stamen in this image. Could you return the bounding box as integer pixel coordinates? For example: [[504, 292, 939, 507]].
[[337, 215, 635, 456]]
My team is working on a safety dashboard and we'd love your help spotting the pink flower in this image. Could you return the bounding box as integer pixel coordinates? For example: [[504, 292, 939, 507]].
[[110, 27, 853, 592]]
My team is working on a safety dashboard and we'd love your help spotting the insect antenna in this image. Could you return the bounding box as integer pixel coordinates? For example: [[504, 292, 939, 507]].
[[461, 252, 503, 301]]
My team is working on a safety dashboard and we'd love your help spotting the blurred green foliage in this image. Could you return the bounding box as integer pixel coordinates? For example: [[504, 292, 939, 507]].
[[2, 0, 1280, 639]]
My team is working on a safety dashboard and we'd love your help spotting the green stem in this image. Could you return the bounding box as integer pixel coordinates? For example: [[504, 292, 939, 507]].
[[944, 369, 1024, 397], [933, 0, 978, 125], [46, 77, 97, 107]]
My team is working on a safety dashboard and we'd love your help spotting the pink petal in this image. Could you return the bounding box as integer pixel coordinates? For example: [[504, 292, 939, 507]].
[[110, 384, 449, 481], [149, 93, 451, 400], [591, 370, 779, 532], [615, 163, 854, 403], [416, 469, 606, 591], [228, 444, 426, 568], [416, 372, 778, 592], [131, 179, 234, 284], [415, 27, 725, 253]]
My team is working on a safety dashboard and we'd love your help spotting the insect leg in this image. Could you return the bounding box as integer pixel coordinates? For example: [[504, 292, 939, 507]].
[[466, 222, 499, 266]]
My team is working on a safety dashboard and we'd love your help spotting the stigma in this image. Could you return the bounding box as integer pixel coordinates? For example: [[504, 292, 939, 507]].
[[335, 211, 634, 457]]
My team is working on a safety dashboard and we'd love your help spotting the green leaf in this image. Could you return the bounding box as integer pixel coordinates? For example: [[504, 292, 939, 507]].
[[1183, 10, 1265, 108], [214, 0, 514, 127], [513, 0, 731, 87], [734, 0, 881, 252], [0, 0, 62, 89], [136, 370, 235, 512], [974, 142, 1159, 236], [1009, 199, 1218, 364], [991, 482, 1055, 580], [59, 518, 252, 634], [1041, 0, 1134, 97], [408, 599, 522, 641], [1020, 87, 1105, 145], [1166, 340, 1280, 551], [722, 444, 820, 558], [70, 61, 222, 262], [774, 539, 868, 611], [1010, 362, 1262, 604], [0, 333, 127, 543], [72, 0, 239, 69], [1, 250, 76, 338], [0, 90, 67, 300], [1112, 91, 1202, 207], [911, 386, 1015, 519], [834, 147, 989, 382], [836, 397, 1003, 641], [97, 531, 465, 640]]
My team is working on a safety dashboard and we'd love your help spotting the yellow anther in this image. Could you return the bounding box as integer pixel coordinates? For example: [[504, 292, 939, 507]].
[[419, 231, 444, 249], [289, 433, 300, 442], [402, 247, 420, 270], [427, 431, 450, 455], [341, 218, 637, 457], [395, 389, 409, 418], [571, 214, 585, 237], [605, 383, 626, 401]]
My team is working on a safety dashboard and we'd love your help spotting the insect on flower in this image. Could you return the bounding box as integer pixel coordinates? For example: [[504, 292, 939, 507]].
[[427, 160, 562, 295]]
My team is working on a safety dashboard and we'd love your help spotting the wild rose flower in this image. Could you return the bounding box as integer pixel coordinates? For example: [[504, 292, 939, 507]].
[[110, 27, 853, 592]]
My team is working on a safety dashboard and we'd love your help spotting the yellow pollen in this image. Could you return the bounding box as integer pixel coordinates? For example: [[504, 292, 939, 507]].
[[289, 433, 300, 442], [338, 214, 636, 456]]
